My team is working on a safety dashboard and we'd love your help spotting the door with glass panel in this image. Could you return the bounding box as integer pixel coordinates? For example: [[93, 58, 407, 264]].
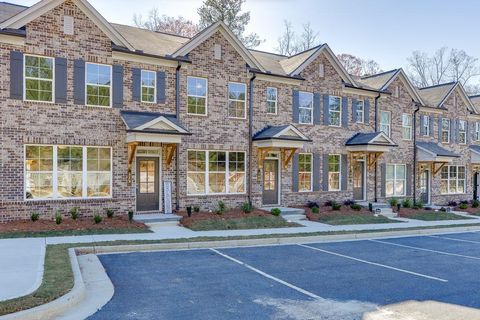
[[353, 160, 365, 201], [263, 159, 279, 205], [136, 157, 160, 212], [420, 170, 430, 204]]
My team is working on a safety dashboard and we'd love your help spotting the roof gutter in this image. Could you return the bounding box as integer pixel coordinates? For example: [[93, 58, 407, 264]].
[[343, 82, 391, 95], [248, 68, 305, 81]]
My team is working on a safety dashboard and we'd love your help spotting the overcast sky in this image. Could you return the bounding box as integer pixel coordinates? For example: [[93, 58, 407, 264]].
[[8, 0, 480, 73]]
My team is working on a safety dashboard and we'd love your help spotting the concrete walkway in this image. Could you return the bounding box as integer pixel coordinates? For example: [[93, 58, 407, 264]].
[[1, 213, 480, 302]]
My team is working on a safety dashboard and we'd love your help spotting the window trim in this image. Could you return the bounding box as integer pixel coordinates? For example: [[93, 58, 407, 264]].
[[328, 95, 342, 127], [355, 100, 364, 124], [385, 164, 406, 197], [186, 149, 246, 196], [402, 113, 413, 140], [227, 82, 247, 119], [380, 110, 391, 137], [298, 153, 313, 192], [266, 87, 278, 115], [85, 62, 112, 108], [298, 91, 313, 125], [441, 118, 450, 143], [458, 120, 467, 144], [328, 154, 342, 192], [140, 70, 156, 104], [23, 54, 55, 103], [24, 144, 113, 201], [440, 165, 466, 195], [187, 76, 208, 116]]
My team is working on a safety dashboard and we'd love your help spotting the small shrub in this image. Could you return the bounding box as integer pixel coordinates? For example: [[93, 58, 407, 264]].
[[105, 209, 114, 218], [459, 203, 469, 210], [30, 212, 40, 222], [55, 211, 62, 225], [307, 201, 319, 209], [241, 202, 253, 213], [324, 200, 334, 207], [414, 201, 424, 209], [440, 207, 447, 212], [460, 200, 469, 205], [332, 202, 341, 211], [128, 210, 134, 222], [472, 200, 479, 208], [271, 208, 281, 216], [311, 207, 320, 214], [69, 207, 79, 220], [343, 199, 355, 206], [350, 203, 362, 211], [94, 214, 103, 224], [402, 198, 412, 208], [389, 198, 398, 207], [193, 205, 200, 213], [447, 200, 458, 207], [216, 201, 226, 215]]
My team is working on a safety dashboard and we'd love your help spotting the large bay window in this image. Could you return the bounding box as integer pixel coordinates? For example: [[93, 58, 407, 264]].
[[298, 153, 312, 192], [441, 165, 465, 194], [24, 55, 54, 102], [25, 145, 112, 200], [386, 164, 406, 197], [187, 150, 245, 195]]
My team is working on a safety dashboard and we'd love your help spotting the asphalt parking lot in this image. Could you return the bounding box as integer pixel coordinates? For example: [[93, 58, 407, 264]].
[[89, 232, 480, 320]]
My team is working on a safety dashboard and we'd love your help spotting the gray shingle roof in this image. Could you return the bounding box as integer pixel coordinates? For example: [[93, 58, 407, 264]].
[[356, 70, 399, 91], [120, 110, 189, 134], [417, 82, 456, 108], [470, 145, 480, 154], [253, 125, 310, 141], [416, 142, 459, 157], [0, 2, 26, 23], [345, 132, 396, 146]]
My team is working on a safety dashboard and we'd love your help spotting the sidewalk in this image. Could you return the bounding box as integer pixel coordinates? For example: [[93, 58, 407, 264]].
[[1, 214, 480, 302]]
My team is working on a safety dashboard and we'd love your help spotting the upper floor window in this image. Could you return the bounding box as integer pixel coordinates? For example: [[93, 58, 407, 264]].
[[266, 87, 277, 114], [422, 115, 430, 136], [476, 122, 480, 141], [328, 154, 341, 191], [380, 111, 391, 137], [298, 91, 313, 124], [329, 96, 342, 127], [386, 164, 406, 197], [86, 63, 111, 107], [402, 114, 412, 140], [24, 55, 54, 102], [141, 70, 156, 103], [298, 153, 312, 192], [228, 82, 246, 118], [187, 77, 207, 115], [442, 118, 450, 143], [458, 120, 466, 144], [355, 100, 364, 123]]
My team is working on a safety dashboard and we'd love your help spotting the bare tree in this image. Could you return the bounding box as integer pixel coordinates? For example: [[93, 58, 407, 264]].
[[296, 23, 320, 52], [337, 53, 382, 77], [449, 49, 479, 85], [197, 0, 263, 48], [276, 20, 297, 56], [134, 8, 200, 37], [361, 59, 382, 77]]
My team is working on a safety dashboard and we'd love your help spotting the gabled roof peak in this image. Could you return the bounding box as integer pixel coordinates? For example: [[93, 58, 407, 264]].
[[360, 69, 399, 80], [418, 81, 457, 90]]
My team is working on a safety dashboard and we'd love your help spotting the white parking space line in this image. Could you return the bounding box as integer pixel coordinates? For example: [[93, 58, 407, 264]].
[[370, 239, 480, 261], [298, 244, 448, 283], [210, 248, 322, 300], [428, 235, 480, 244]]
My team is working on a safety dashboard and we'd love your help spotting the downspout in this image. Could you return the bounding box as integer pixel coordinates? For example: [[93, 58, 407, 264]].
[[175, 63, 182, 211], [374, 93, 381, 202], [248, 72, 256, 207], [413, 101, 421, 205]]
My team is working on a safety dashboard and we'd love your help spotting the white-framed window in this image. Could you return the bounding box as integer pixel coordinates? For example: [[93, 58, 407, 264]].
[[442, 118, 450, 143], [328, 154, 341, 191], [141, 70, 156, 103], [24, 54, 54, 102], [298, 153, 312, 192], [187, 76, 207, 115], [355, 100, 364, 123], [266, 87, 277, 114], [25, 145, 112, 200], [422, 115, 430, 136], [402, 114, 412, 140], [476, 122, 480, 141], [380, 111, 391, 137], [441, 165, 466, 194], [458, 120, 466, 144], [299, 91, 313, 124], [228, 82, 246, 118], [386, 164, 406, 197], [329, 96, 342, 127], [86, 63, 112, 107], [187, 150, 245, 195]]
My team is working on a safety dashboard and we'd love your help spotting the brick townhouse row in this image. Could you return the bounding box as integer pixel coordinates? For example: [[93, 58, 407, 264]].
[[1, 0, 480, 222]]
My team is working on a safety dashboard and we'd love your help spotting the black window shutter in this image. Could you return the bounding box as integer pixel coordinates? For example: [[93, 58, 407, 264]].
[[292, 153, 299, 192], [292, 90, 299, 123], [341, 154, 348, 191], [351, 98, 357, 122], [466, 122, 470, 144], [323, 94, 330, 125], [55, 57, 67, 104], [420, 115, 425, 135], [112, 65, 124, 108], [438, 117, 442, 143], [322, 154, 329, 191], [342, 97, 348, 127], [364, 99, 370, 124], [313, 153, 320, 191], [157, 71, 166, 104], [406, 164, 412, 196], [10, 51, 23, 100], [73, 59, 85, 105], [132, 68, 141, 102], [380, 163, 386, 198], [313, 93, 321, 124], [429, 116, 434, 137], [451, 119, 456, 144]]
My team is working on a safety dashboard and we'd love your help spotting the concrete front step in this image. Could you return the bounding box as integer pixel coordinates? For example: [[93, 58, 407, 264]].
[[376, 207, 398, 218], [261, 207, 306, 220], [134, 213, 181, 223]]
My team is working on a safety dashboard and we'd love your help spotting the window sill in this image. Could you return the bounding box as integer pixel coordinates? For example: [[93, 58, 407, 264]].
[[24, 196, 113, 202], [187, 113, 208, 117]]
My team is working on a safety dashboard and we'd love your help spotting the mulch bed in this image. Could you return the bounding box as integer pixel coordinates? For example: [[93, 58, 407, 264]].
[[180, 208, 273, 228], [453, 206, 480, 215], [304, 205, 371, 221], [0, 215, 148, 234]]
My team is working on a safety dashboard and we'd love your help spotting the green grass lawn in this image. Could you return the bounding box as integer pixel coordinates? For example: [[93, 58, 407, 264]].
[[314, 213, 400, 225], [186, 215, 300, 231], [403, 211, 474, 221], [0, 227, 152, 239]]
